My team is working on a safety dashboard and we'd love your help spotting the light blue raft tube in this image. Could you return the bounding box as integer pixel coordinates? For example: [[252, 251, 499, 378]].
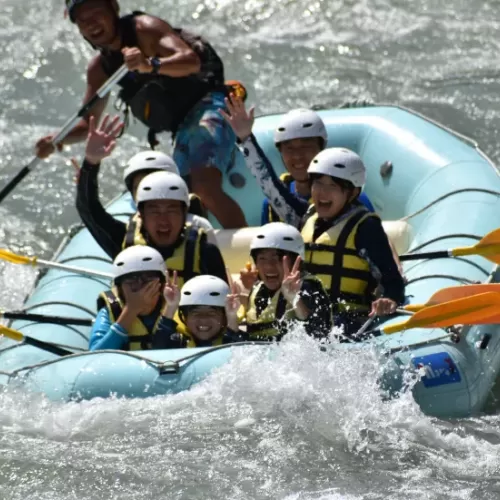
[[2, 104, 500, 418]]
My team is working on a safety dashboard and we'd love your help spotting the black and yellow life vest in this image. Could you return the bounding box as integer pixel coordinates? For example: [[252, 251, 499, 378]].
[[266, 173, 312, 223], [100, 12, 226, 135], [97, 288, 163, 351], [244, 274, 323, 339], [301, 207, 377, 313], [122, 216, 203, 289]]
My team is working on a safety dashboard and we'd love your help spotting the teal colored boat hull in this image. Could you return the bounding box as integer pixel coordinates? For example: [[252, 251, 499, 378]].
[[2, 104, 500, 418]]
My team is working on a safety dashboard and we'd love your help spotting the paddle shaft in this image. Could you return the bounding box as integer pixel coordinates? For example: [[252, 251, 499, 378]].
[[400, 250, 452, 261], [2, 311, 93, 326], [0, 325, 73, 356], [0, 64, 128, 203], [23, 335, 74, 356], [36, 257, 113, 279]]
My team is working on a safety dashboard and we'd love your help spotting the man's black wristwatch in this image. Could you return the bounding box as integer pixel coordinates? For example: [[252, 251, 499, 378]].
[[150, 57, 161, 74]]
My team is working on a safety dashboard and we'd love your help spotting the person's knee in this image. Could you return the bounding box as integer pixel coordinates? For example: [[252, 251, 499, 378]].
[[190, 167, 223, 205]]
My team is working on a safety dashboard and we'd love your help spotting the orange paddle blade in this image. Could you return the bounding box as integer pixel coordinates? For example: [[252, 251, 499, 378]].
[[452, 228, 500, 263], [405, 284, 500, 312], [383, 292, 500, 335]]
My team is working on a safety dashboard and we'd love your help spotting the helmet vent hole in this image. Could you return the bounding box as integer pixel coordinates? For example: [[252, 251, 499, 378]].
[[184, 291, 192, 296], [142, 257, 152, 262], [283, 237, 293, 241], [277, 127, 286, 132], [146, 157, 156, 161], [256, 235, 265, 239], [169, 186, 179, 191], [143, 187, 151, 191], [209, 292, 221, 296], [334, 163, 346, 169], [302, 122, 313, 128], [116, 262, 124, 266]]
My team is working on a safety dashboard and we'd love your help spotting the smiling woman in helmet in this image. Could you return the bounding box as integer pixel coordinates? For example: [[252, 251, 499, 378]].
[[242, 222, 332, 341], [89, 245, 180, 351], [300, 148, 405, 336], [156, 275, 247, 347]]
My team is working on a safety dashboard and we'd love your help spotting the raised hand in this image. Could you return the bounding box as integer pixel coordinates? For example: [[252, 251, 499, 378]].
[[219, 93, 255, 141], [280, 256, 303, 304], [162, 270, 180, 319], [84, 114, 123, 165], [225, 282, 241, 331], [239, 261, 259, 290]]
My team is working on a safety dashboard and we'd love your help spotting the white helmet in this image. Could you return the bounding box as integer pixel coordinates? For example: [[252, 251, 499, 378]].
[[123, 151, 179, 191], [250, 222, 305, 259], [113, 246, 166, 280], [180, 275, 229, 309], [308, 148, 366, 188], [274, 108, 328, 145], [136, 171, 190, 207]]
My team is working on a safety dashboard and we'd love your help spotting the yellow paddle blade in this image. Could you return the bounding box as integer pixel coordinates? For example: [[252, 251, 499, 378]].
[[383, 292, 500, 335], [452, 228, 500, 263], [0, 325, 24, 342], [404, 283, 500, 312], [0, 249, 36, 266]]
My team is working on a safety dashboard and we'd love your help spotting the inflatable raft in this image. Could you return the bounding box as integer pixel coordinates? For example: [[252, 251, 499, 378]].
[[2, 104, 500, 418]]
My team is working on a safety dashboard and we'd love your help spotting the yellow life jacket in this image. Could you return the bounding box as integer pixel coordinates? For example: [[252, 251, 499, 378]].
[[96, 287, 164, 351], [122, 217, 205, 334], [244, 273, 323, 339], [266, 173, 312, 223], [122, 215, 203, 289], [301, 206, 377, 313]]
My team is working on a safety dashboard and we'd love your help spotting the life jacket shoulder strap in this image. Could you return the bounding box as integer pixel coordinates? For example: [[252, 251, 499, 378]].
[[123, 214, 138, 249], [97, 290, 123, 323]]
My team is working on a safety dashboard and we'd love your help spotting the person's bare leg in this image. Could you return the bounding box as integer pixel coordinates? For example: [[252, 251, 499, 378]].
[[190, 167, 247, 228]]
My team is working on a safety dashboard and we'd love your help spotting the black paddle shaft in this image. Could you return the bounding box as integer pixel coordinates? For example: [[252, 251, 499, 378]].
[[0, 65, 127, 203], [400, 250, 451, 261], [4, 311, 93, 326], [24, 336, 73, 357]]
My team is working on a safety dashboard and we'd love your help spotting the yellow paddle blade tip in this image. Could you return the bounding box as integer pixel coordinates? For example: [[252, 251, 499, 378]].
[[0, 325, 24, 342], [0, 249, 33, 266]]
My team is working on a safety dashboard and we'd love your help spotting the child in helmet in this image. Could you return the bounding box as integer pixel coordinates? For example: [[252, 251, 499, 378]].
[[157, 275, 248, 347], [89, 246, 181, 351], [300, 148, 405, 336], [243, 222, 332, 341]]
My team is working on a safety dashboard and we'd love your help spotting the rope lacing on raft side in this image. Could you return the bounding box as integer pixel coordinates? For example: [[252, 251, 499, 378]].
[[0, 341, 272, 381]]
